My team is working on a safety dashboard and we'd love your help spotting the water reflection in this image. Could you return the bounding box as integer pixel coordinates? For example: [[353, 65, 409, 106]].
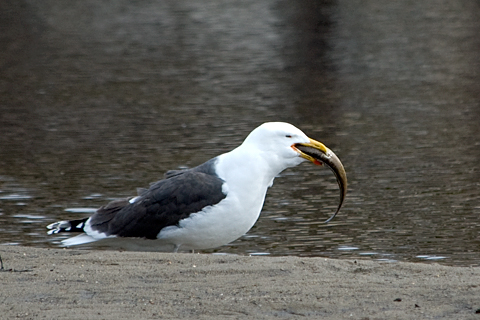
[[0, 0, 479, 266]]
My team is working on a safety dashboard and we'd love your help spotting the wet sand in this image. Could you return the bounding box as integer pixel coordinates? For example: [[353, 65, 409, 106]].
[[1, 246, 479, 319]]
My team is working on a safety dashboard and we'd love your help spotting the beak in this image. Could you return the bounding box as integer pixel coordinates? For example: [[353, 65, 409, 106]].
[[292, 138, 347, 223]]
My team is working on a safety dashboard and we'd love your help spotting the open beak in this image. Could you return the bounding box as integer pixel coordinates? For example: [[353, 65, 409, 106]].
[[292, 138, 347, 223]]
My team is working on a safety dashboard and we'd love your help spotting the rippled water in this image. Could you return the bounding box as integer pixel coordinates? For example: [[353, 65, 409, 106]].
[[1, 0, 479, 266]]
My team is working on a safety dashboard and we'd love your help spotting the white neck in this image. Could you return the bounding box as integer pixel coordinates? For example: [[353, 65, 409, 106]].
[[215, 145, 280, 196]]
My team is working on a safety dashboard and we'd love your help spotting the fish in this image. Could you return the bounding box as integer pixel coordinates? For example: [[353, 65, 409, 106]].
[[295, 144, 347, 223]]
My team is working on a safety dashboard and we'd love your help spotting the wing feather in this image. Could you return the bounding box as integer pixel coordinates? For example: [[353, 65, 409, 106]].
[[88, 160, 226, 239]]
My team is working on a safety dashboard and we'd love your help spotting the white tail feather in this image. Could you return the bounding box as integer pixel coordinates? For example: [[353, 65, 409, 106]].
[[61, 234, 98, 246]]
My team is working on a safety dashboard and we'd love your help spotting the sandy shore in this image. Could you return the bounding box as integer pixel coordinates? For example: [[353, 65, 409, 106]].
[[0, 246, 479, 319]]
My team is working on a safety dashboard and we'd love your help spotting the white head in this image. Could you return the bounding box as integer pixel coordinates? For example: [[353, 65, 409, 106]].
[[241, 122, 318, 170], [221, 122, 347, 224]]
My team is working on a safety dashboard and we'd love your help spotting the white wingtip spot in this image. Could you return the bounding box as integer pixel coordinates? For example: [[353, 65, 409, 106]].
[[129, 196, 140, 204], [46, 221, 71, 234]]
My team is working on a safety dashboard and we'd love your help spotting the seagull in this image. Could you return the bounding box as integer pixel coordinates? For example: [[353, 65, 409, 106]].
[[47, 122, 347, 252]]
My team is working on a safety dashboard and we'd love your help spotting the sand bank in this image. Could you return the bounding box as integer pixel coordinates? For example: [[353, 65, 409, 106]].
[[1, 246, 479, 319]]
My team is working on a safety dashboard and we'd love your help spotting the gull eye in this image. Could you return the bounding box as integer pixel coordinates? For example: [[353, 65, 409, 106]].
[[285, 135, 292, 138]]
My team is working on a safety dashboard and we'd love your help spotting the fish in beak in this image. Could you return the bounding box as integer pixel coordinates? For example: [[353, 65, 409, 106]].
[[292, 139, 347, 223]]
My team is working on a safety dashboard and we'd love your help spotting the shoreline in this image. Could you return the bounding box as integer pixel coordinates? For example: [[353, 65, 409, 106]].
[[1, 245, 479, 319]]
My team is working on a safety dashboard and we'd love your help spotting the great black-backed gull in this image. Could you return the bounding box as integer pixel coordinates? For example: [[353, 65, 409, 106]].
[[47, 122, 347, 252]]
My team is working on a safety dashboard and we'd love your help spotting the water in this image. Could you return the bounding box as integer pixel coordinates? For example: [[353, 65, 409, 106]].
[[1, 0, 479, 266]]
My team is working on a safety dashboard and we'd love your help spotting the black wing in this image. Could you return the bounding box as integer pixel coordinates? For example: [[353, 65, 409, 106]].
[[88, 159, 226, 239]]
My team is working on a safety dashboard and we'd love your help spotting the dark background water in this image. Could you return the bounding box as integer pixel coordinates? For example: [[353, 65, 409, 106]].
[[1, 0, 479, 266]]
